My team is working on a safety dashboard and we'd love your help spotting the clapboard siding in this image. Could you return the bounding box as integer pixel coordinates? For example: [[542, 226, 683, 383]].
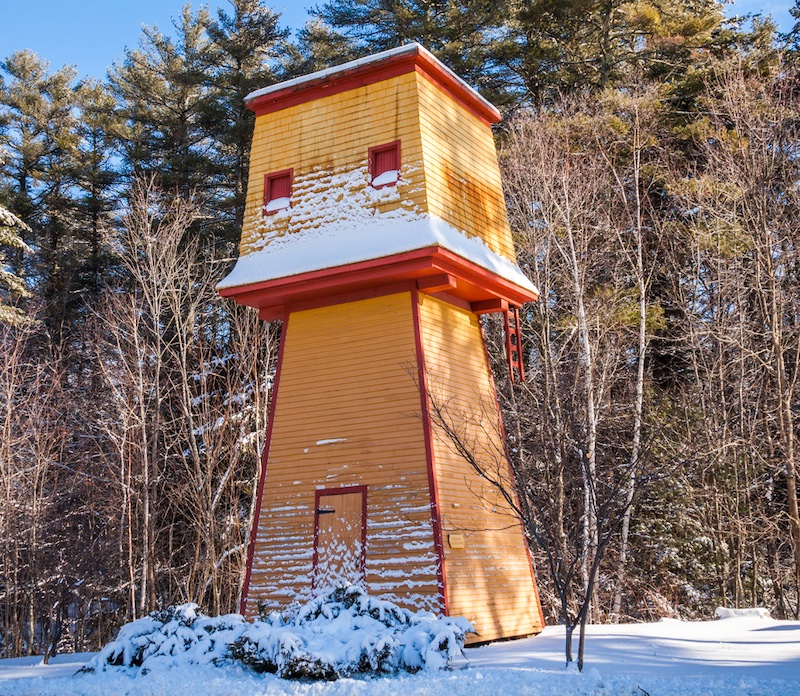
[[240, 67, 520, 268], [245, 293, 443, 616], [415, 74, 517, 263], [418, 294, 543, 642], [240, 71, 428, 256]]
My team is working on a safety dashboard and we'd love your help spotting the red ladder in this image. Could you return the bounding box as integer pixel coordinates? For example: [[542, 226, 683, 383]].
[[504, 306, 525, 383]]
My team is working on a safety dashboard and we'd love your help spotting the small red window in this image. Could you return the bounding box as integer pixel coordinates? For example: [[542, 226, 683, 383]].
[[263, 169, 293, 214], [369, 141, 400, 188]]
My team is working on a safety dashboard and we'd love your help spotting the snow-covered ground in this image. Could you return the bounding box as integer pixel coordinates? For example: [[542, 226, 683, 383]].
[[2, 614, 799, 695]]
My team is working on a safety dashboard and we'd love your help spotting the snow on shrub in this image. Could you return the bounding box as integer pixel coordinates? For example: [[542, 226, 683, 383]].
[[84, 585, 473, 680], [714, 606, 771, 620]]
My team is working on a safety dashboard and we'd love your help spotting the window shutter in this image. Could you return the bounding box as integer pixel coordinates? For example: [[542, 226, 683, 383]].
[[269, 173, 291, 200], [263, 169, 293, 214], [369, 141, 401, 188], [374, 146, 398, 176]]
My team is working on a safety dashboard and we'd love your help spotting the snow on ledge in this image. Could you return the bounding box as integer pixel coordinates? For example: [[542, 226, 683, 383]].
[[264, 196, 291, 213], [371, 169, 399, 188], [217, 213, 537, 295]]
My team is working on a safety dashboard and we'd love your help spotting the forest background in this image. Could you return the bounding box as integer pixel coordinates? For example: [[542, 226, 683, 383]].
[[2, 0, 800, 661]]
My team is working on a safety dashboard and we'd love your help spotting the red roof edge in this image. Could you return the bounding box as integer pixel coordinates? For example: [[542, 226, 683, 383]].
[[218, 245, 537, 318], [245, 44, 502, 126]]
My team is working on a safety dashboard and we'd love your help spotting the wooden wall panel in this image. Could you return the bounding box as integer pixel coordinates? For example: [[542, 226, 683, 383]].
[[418, 294, 543, 642], [241, 72, 428, 256], [415, 74, 517, 263], [245, 292, 443, 616], [240, 68, 518, 266]]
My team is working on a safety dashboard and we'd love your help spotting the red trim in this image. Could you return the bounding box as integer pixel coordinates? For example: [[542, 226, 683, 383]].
[[258, 307, 287, 323], [246, 47, 501, 126], [472, 298, 508, 315], [412, 289, 448, 614], [263, 168, 293, 216], [248, 58, 416, 116], [478, 322, 545, 629], [503, 306, 526, 383], [220, 251, 433, 301], [240, 319, 289, 615], [285, 281, 416, 316], [428, 290, 471, 312], [220, 246, 538, 316], [311, 486, 368, 592], [417, 273, 456, 294], [369, 140, 401, 188]]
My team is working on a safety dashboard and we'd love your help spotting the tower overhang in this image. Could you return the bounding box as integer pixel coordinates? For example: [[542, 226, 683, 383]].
[[219, 246, 538, 322]]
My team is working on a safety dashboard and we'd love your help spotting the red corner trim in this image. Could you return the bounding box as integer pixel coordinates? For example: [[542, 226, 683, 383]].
[[478, 322, 545, 629], [411, 289, 448, 614], [246, 47, 501, 126], [311, 485, 369, 592], [239, 320, 288, 615]]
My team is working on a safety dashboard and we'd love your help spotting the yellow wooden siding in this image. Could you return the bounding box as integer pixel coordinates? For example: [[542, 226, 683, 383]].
[[245, 292, 442, 616], [418, 294, 542, 642], [240, 72, 428, 256], [415, 74, 517, 262]]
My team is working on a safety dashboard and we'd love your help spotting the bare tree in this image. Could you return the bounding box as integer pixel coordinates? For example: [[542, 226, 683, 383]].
[[486, 89, 679, 666], [670, 65, 800, 616], [95, 178, 276, 620], [0, 318, 72, 659]]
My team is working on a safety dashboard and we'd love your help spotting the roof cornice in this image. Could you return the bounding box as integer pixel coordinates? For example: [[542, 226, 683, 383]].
[[244, 43, 502, 125]]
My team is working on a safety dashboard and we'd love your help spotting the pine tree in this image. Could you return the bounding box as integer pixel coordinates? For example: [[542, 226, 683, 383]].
[[305, 0, 515, 104], [0, 50, 81, 338], [109, 7, 216, 204], [0, 204, 30, 324], [110, 3, 289, 245], [286, 19, 362, 78], [508, 0, 732, 101], [73, 79, 120, 303], [205, 0, 289, 240]]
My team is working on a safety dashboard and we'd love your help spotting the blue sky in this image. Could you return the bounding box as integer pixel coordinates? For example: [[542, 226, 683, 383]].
[[0, 1, 794, 81]]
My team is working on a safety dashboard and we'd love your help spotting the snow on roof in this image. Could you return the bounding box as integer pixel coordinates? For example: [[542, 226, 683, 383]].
[[217, 212, 537, 295], [244, 43, 501, 123]]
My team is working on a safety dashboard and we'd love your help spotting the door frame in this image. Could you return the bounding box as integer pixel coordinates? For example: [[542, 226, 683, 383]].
[[311, 485, 368, 590]]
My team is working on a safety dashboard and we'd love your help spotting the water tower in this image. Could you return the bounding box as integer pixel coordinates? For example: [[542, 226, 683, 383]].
[[218, 44, 543, 642]]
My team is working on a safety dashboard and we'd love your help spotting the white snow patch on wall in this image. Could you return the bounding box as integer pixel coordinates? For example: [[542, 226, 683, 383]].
[[264, 196, 290, 213], [218, 164, 536, 295]]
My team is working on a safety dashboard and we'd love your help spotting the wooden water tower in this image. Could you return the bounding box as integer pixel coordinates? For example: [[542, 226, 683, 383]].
[[218, 44, 544, 642]]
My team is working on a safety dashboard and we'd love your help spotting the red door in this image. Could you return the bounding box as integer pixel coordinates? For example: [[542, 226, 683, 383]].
[[313, 487, 366, 591]]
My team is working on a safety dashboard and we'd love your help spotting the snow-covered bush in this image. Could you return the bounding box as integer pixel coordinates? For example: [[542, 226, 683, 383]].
[[714, 607, 770, 620], [84, 585, 473, 680]]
